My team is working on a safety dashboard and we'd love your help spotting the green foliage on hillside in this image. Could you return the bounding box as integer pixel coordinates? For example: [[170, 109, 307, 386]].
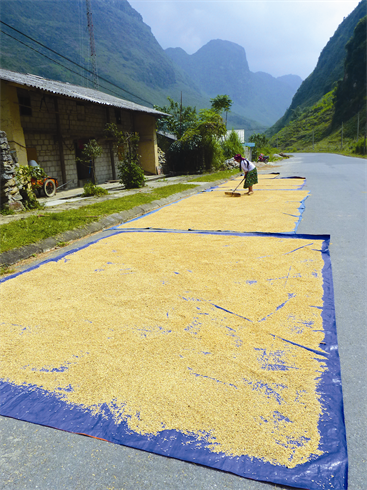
[[332, 16, 367, 128], [0, 0, 204, 108], [270, 91, 336, 150], [268, 9, 366, 157], [268, 0, 366, 136], [269, 90, 366, 155]]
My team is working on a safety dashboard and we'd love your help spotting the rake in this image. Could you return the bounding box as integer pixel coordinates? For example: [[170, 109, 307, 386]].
[[225, 176, 245, 197]]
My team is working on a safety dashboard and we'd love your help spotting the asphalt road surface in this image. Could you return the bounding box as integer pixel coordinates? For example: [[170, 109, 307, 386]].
[[0, 153, 366, 490]]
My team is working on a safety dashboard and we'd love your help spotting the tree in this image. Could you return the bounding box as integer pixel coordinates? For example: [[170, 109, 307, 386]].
[[182, 109, 227, 171], [154, 97, 227, 173], [249, 133, 268, 147], [75, 139, 103, 184], [249, 133, 269, 161], [210, 95, 233, 127], [104, 123, 145, 189], [221, 130, 244, 158], [154, 97, 197, 139]]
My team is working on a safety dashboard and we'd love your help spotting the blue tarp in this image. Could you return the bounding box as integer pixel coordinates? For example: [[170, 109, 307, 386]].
[[0, 231, 348, 489]]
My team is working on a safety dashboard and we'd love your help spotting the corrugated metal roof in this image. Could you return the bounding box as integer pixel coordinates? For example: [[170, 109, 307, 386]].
[[157, 131, 177, 141], [0, 68, 168, 117]]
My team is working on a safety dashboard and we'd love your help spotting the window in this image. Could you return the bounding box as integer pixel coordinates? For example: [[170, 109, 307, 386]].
[[17, 89, 32, 116]]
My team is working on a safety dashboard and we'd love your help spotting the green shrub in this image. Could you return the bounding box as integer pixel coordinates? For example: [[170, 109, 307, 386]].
[[221, 130, 244, 158], [82, 182, 108, 197], [76, 139, 103, 184], [0, 207, 15, 215], [105, 123, 146, 189], [119, 161, 146, 189], [15, 165, 46, 210], [207, 138, 225, 171], [353, 139, 366, 155]]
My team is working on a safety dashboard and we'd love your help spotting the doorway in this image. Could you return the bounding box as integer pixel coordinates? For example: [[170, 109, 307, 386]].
[[75, 139, 95, 186]]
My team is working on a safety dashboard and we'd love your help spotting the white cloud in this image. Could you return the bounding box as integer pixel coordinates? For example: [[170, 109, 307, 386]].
[[129, 0, 362, 78]]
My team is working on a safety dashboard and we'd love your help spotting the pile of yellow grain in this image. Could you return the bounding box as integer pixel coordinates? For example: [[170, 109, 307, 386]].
[[0, 232, 326, 468]]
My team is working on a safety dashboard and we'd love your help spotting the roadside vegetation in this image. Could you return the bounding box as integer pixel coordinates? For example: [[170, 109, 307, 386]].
[[81, 182, 109, 197], [0, 183, 199, 254], [247, 133, 282, 162]]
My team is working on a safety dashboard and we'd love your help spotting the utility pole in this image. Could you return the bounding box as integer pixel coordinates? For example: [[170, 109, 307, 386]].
[[86, 0, 98, 89], [357, 112, 360, 141]]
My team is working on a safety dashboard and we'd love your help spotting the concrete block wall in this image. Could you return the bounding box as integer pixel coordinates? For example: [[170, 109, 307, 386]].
[[62, 138, 79, 188], [23, 133, 62, 183], [19, 91, 136, 188], [20, 92, 57, 133]]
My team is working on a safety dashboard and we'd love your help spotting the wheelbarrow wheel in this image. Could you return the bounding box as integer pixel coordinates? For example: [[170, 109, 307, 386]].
[[43, 179, 56, 197]]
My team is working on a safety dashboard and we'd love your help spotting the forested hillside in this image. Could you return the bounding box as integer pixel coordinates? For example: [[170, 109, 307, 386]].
[[269, 15, 366, 156], [268, 0, 366, 136]]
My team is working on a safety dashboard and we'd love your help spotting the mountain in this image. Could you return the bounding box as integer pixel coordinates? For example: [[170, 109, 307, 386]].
[[166, 40, 302, 127], [276, 75, 303, 93], [269, 15, 366, 156], [332, 15, 367, 128], [268, 0, 366, 135], [0, 0, 202, 107], [0, 0, 300, 130]]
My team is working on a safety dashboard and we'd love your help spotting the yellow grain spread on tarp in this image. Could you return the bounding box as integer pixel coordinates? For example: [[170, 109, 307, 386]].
[[117, 190, 308, 233], [217, 176, 305, 191], [0, 232, 325, 468]]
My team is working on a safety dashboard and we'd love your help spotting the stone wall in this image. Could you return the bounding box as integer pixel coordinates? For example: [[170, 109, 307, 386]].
[[0, 131, 24, 211]]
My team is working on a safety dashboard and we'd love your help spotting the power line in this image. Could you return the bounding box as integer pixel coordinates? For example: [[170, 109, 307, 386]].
[[0, 20, 153, 106], [0, 30, 126, 100]]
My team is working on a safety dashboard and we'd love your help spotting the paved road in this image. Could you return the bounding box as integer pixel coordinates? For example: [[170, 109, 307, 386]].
[[285, 153, 367, 490], [0, 153, 366, 490]]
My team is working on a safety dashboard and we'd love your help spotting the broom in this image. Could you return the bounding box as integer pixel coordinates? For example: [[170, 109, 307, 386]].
[[225, 176, 245, 197]]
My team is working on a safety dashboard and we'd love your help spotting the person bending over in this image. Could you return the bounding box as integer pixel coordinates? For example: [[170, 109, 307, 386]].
[[234, 154, 258, 195]]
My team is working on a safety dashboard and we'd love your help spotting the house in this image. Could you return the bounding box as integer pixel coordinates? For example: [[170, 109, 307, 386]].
[[0, 68, 168, 189]]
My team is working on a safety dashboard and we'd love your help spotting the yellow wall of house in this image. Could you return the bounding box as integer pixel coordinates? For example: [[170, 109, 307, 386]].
[[135, 113, 158, 175], [0, 81, 28, 166]]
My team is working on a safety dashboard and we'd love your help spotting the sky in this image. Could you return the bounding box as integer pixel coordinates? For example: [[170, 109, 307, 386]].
[[128, 0, 362, 80]]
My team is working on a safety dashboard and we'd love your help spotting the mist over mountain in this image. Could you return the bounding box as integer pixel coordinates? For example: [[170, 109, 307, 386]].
[[1, 0, 301, 129], [276, 75, 303, 93], [166, 40, 302, 127]]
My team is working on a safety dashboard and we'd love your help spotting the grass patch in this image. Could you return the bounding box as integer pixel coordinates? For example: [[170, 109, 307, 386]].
[[189, 168, 239, 182], [0, 184, 198, 254], [81, 182, 109, 197], [0, 265, 16, 276], [0, 208, 15, 216]]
